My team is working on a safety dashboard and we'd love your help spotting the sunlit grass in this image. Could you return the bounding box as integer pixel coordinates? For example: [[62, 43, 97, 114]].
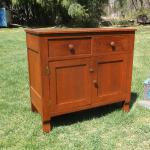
[[0, 26, 150, 150]]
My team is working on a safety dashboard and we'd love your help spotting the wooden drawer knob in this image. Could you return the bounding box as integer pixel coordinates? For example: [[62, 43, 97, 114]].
[[93, 80, 97, 84], [93, 80, 98, 88], [89, 68, 94, 72], [68, 44, 75, 54], [110, 41, 115, 47]]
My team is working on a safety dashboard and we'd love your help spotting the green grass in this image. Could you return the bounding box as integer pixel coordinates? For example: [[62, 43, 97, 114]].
[[0, 26, 150, 150]]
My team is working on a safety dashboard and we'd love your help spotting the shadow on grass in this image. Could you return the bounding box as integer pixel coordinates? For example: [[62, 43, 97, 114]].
[[130, 92, 138, 108], [52, 92, 138, 128]]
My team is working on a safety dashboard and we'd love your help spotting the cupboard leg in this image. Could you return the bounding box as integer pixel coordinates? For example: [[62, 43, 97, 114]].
[[31, 103, 38, 113], [122, 102, 130, 112], [42, 121, 51, 133]]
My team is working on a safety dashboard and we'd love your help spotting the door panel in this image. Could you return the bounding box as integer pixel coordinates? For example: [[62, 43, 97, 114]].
[[92, 54, 127, 104], [49, 58, 91, 113], [97, 60, 123, 96]]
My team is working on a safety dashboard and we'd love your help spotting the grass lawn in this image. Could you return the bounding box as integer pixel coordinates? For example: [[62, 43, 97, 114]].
[[0, 26, 150, 150]]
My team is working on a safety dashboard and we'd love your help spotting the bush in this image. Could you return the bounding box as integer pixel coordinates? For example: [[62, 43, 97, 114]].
[[10, 0, 108, 27], [135, 7, 150, 19], [111, 19, 135, 26]]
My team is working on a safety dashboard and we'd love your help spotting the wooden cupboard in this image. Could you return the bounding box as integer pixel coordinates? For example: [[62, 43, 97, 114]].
[[25, 28, 136, 132]]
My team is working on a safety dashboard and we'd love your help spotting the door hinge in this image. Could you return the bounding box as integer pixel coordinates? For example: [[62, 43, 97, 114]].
[[45, 66, 50, 75]]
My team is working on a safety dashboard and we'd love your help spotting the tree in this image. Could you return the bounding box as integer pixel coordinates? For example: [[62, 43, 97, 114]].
[[57, 0, 108, 27], [0, 0, 12, 8], [11, 0, 109, 27]]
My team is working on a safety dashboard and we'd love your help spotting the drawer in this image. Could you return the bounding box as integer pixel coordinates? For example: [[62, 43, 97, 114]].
[[48, 37, 91, 58], [92, 35, 129, 54]]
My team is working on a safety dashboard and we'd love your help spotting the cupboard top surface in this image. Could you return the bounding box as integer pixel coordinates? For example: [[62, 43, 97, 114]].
[[25, 27, 136, 35]]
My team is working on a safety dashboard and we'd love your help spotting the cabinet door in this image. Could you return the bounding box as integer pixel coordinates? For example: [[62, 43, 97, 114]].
[[49, 58, 92, 113], [92, 54, 127, 104]]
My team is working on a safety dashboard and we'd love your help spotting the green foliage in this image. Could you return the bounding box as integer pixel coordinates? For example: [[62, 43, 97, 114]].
[[136, 7, 150, 18], [113, 0, 150, 20], [68, 3, 88, 20], [111, 19, 135, 26], [60, 0, 74, 8], [10, 0, 108, 27], [0, 0, 12, 8], [114, 0, 129, 18], [66, 0, 108, 27], [12, 0, 48, 25]]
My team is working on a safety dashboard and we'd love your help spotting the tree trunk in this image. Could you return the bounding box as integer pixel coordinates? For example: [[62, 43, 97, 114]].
[[147, 0, 150, 7], [139, 0, 144, 7], [131, 0, 138, 10]]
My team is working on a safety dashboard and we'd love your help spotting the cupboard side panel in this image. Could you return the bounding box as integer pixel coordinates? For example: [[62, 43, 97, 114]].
[[26, 34, 40, 52], [28, 49, 42, 113], [125, 33, 135, 103]]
